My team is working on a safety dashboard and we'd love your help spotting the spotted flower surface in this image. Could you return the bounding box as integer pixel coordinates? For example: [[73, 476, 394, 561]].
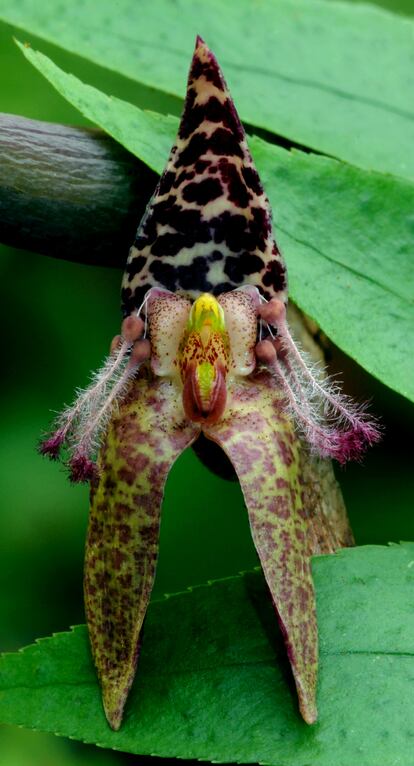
[[40, 37, 379, 730]]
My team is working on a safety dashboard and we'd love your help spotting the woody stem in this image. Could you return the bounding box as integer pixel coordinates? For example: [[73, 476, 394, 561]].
[[0, 113, 158, 267]]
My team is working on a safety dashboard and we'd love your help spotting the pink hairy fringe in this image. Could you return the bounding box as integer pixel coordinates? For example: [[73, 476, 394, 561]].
[[261, 300, 381, 462], [39, 338, 139, 482]]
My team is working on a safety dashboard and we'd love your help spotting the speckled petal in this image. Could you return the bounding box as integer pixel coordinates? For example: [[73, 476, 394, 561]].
[[84, 368, 199, 730], [147, 289, 192, 377], [218, 286, 259, 376], [204, 373, 318, 724]]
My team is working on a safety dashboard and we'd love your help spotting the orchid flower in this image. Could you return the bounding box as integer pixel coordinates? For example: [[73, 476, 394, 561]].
[[39, 37, 380, 730]]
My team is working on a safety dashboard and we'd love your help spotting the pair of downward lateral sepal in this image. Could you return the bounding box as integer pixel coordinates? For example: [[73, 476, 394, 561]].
[[84, 291, 353, 731]]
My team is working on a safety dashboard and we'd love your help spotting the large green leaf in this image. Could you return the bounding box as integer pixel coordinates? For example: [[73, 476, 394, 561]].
[[16, 44, 414, 403], [1, 544, 414, 764], [2, 0, 414, 180]]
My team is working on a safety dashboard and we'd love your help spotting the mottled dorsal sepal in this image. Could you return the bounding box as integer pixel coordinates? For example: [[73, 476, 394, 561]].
[[121, 36, 287, 316]]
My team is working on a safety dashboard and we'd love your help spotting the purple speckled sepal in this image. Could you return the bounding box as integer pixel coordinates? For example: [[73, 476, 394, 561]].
[[84, 367, 198, 729], [205, 372, 319, 724]]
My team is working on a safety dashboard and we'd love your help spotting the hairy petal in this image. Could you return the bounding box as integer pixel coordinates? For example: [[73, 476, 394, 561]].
[[259, 299, 381, 462], [39, 340, 138, 479], [204, 373, 319, 724], [279, 305, 354, 554], [84, 368, 199, 730]]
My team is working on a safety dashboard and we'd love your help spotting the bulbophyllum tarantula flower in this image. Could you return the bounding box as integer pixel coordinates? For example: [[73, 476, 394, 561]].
[[39, 37, 380, 730]]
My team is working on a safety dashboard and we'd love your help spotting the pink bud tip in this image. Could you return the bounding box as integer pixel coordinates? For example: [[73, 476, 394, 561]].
[[110, 334, 122, 355], [259, 298, 286, 326], [38, 429, 66, 460], [121, 315, 144, 343], [255, 339, 277, 364], [129, 338, 151, 366], [69, 455, 98, 483]]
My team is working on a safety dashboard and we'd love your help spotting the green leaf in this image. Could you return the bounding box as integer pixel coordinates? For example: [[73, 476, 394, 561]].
[[1, 544, 414, 764], [16, 43, 414, 402], [3, 0, 414, 180]]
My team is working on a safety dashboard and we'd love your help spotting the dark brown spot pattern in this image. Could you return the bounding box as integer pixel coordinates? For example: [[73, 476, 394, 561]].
[[121, 37, 287, 316]]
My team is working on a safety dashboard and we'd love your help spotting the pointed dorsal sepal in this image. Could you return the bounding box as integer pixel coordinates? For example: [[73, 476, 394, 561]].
[[121, 37, 287, 316]]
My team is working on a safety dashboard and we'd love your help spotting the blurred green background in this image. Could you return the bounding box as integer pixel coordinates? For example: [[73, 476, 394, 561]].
[[1, 0, 414, 763]]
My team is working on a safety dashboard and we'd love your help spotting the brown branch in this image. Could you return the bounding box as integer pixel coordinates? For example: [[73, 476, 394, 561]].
[[0, 113, 158, 267]]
